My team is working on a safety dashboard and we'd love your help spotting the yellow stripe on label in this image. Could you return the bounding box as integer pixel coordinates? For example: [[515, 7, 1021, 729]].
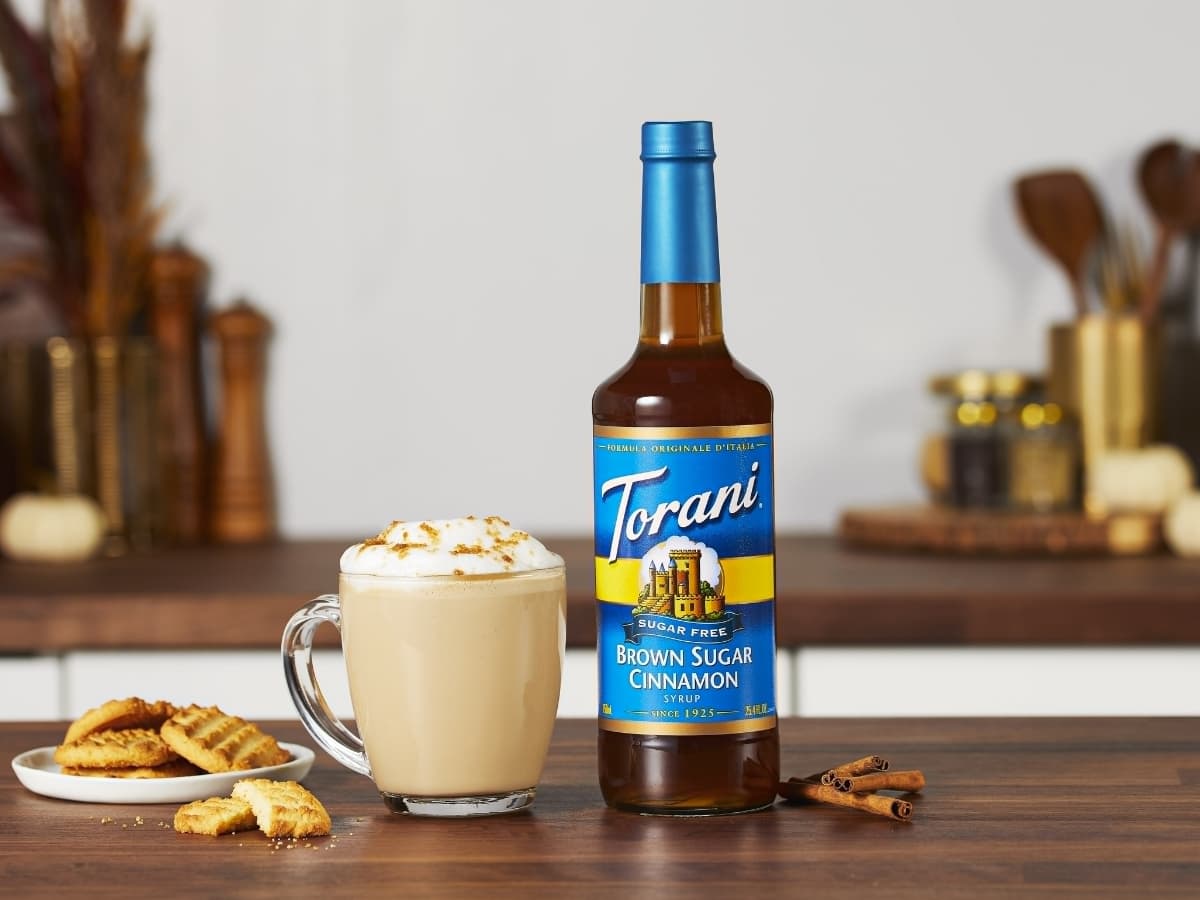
[[595, 424, 771, 440], [600, 716, 777, 736], [595, 555, 775, 605]]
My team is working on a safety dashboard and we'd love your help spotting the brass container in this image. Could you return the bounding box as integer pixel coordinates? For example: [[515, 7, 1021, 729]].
[[1047, 316, 1159, 512], [121, 339, 162, 551], [91, 337, 124, 549], [91, 337, 162, 554], [0, 339, 93, 497], [0, 337, 161, 553]]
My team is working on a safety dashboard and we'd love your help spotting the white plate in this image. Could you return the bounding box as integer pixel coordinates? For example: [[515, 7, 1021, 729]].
[[10, 742, 315, 804]]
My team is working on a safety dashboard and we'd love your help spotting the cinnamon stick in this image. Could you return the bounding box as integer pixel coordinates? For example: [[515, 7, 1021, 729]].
[[808, 755, 890, 785], [834, 770, 926, 794], [779, 779, 913, 822], [807, 770, 849, 788], [829, 755, 890, 777]]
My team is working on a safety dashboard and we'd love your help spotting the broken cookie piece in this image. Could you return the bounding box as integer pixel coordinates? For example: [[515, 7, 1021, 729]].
[[174, 796, 258, 836], [232, 778, 331, 838]]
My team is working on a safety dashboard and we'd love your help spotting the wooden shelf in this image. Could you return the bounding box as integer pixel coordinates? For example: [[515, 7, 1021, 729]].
[[1, 535, 1199, 652]]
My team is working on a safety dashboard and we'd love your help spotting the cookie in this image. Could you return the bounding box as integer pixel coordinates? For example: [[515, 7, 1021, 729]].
[[61, 759, 202, 779], [54, 727, 178, 769], [232, 779, 331, 838], [174, 797, 258, 836], [63, 697, 177, 745], [161, 705, 290, 773]]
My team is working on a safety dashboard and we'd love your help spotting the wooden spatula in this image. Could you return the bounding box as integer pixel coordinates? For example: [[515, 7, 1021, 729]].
[[1137, 139, 1200, 322], [1014, 170, 1105, 319]]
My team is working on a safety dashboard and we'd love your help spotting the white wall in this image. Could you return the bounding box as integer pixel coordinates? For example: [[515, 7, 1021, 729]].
[[133, 0, 1198, 538]]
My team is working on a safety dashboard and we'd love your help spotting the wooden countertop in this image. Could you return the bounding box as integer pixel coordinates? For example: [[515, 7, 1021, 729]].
[[1, 535, 1199, 652], [4, 717, 1199, 898]]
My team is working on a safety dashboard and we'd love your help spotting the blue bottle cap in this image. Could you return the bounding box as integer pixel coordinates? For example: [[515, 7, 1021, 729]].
[[639, 121, 721, 284], [641, 121, 716, 160]]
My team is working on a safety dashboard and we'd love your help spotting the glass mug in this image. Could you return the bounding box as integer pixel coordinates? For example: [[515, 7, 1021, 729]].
[[282, 565, 566, 816]]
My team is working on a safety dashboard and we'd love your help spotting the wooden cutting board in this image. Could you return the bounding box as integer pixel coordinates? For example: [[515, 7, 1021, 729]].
[[838, 505, 1162, 556]]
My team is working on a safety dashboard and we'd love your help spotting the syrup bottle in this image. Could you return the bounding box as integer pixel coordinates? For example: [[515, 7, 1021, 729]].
[[593, 121, 780, 814]]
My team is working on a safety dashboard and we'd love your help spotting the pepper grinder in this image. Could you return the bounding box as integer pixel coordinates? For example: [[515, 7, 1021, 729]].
[[209, 299, 276, 542], [148, 244, 209, 543]]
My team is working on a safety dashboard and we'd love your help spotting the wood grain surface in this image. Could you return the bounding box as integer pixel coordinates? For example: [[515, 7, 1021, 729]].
[[839, 505, 1161, 556], [1, 536, 1199, 652], [3, 718, 1199, 898]]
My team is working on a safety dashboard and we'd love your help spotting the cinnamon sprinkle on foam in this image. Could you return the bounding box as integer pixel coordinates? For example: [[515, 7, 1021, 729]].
[[340, 517, 562, 577], [387, 542, 429, 557]]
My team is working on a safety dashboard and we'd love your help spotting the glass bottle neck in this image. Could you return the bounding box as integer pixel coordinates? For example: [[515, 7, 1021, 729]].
[[639, 283, 725, 348]]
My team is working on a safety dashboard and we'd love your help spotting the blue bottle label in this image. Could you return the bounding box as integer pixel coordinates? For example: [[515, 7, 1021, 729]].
[[593, 425, 776, 735]]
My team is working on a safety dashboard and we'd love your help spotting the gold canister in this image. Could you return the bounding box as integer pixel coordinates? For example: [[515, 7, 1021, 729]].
[[121, 339, 162, 551], [91, 337, 125, 549], [1047, 315, 1159, 512], [0, 338, 162, 553], [91, 337, 162, 554], [0, 339, 93, 497]]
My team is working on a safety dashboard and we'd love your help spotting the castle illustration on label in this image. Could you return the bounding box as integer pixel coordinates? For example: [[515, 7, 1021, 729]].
[[633, 541, 725, 622]]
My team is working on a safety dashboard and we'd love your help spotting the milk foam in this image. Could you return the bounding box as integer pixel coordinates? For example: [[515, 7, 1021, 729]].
[[340, 516, 563, 577]]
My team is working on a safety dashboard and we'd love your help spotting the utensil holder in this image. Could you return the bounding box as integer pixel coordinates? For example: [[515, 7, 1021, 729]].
[[1047, 315, 1159, 513]]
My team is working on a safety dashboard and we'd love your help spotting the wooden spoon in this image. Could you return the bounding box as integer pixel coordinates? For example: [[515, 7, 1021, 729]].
[[1137, 140, 1190, 322], [1014, 170, 1105, 319]]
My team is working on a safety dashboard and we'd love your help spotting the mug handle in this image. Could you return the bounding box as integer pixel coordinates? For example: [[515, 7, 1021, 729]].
[[282, 594, 371, 777]]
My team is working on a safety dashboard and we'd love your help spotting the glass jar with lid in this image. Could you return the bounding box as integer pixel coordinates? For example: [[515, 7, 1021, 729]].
[[929, 370, 1005, 508], [928, 370, 1044, 509], [1008, 401, 1080, 512]]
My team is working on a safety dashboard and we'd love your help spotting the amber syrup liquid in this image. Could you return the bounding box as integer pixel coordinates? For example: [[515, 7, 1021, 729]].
[[593, 282, 780, 814]]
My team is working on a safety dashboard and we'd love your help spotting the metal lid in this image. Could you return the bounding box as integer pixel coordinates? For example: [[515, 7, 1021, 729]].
[[929, 369, 990, 399], [929, 369, 1042, 400], [991, 370, 1040, 399]]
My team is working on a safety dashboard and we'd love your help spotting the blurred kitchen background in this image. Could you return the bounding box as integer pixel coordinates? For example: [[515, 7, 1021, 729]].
[[1, 1, 1198, 721]]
